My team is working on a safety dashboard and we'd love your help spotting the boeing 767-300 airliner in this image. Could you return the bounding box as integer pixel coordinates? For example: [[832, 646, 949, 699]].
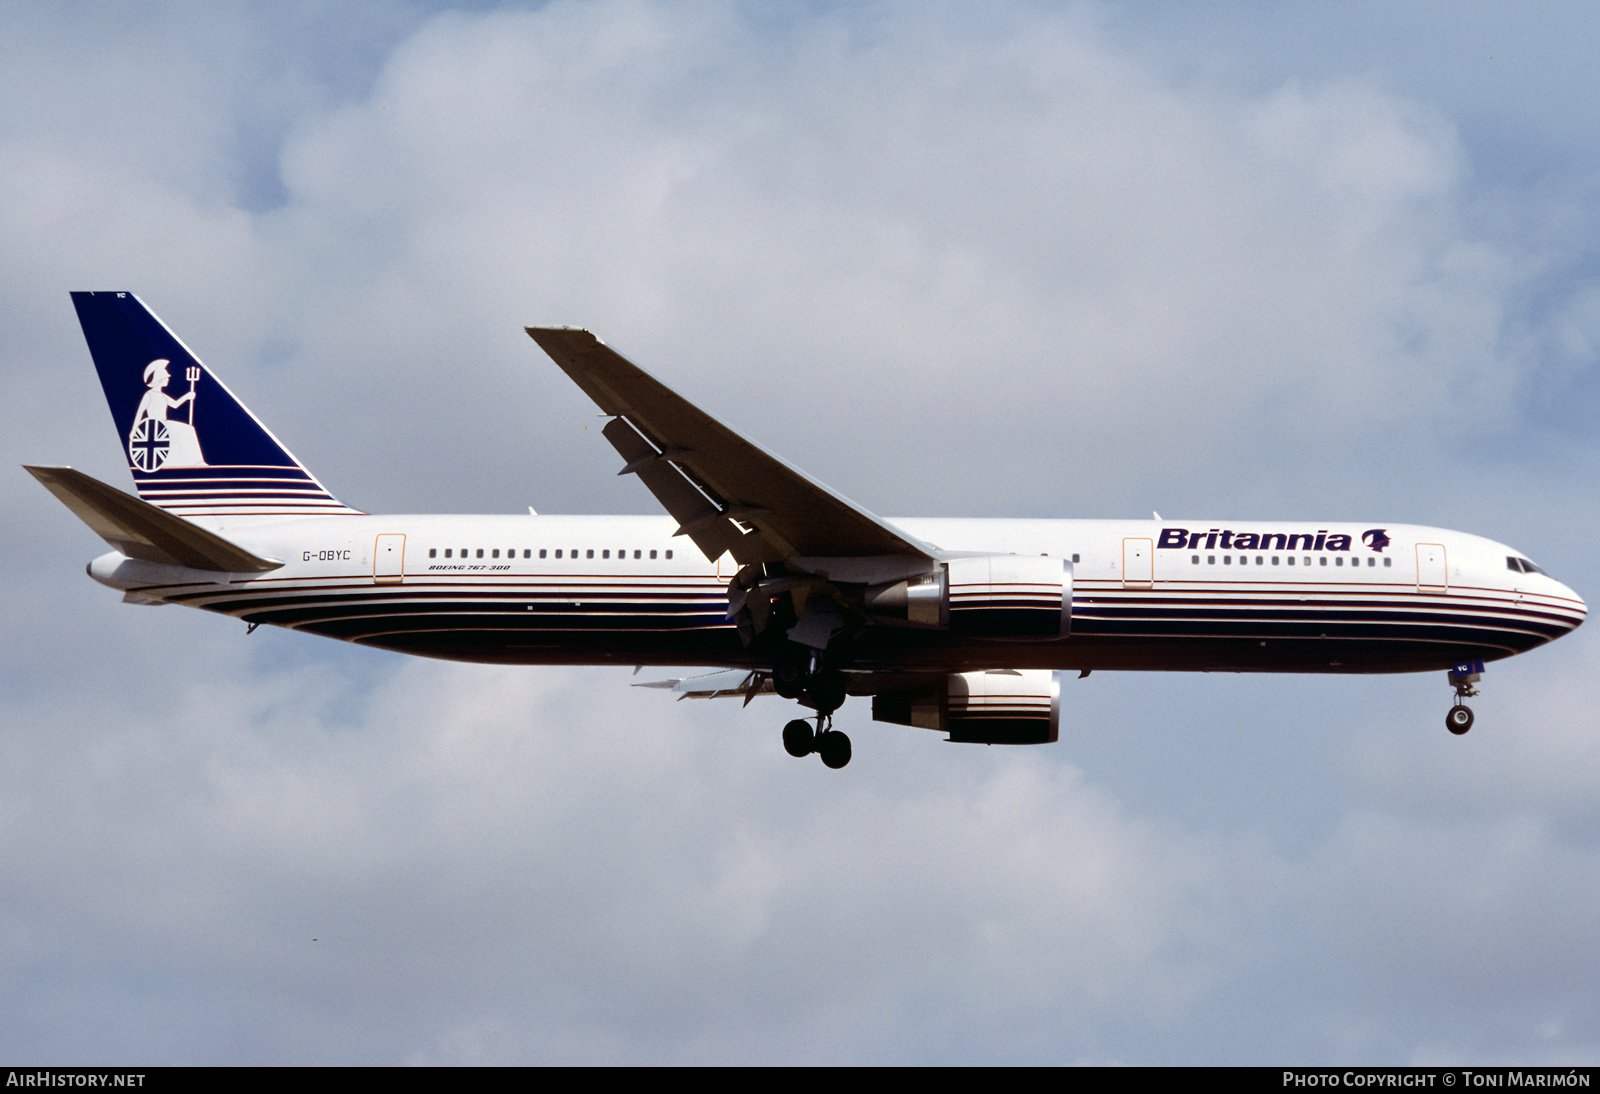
[[26, 292, 1586, 768]]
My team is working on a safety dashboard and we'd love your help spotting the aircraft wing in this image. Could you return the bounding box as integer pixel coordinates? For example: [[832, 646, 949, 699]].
[[635, 668, 775, 703], [635, 667, 943, 700], [526, 327, 935, 566]]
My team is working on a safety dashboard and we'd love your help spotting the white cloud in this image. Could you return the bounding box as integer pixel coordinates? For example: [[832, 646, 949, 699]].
[[0, 650, 1286, 1062], [252, 0, 1536, 521], [2, 0, 1597, 1064]]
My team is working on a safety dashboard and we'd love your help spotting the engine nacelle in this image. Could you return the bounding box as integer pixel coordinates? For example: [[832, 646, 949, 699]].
[[872, 669, 1061, 745], [864, 555, 1071, 640], [947, 555, 1071, 639]]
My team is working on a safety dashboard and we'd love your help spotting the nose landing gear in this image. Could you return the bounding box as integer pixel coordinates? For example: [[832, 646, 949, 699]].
[[1445, 659, 1484, 735]]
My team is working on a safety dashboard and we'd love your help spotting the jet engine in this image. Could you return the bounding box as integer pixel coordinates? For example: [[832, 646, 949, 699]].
[[872, 668, 1061, 744], [863, 555, 1071, 639]]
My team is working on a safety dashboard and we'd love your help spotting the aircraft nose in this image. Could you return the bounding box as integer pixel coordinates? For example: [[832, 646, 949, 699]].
[[1550, 578, 1586, 634], [1568, 585, 1586, 628]]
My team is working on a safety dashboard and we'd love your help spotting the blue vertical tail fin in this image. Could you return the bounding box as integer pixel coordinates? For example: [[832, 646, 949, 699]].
[[70, 292, 361, 521]]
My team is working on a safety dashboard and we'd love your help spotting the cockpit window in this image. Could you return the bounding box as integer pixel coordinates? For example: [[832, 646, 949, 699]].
[[1507, 556, 1545, 575]]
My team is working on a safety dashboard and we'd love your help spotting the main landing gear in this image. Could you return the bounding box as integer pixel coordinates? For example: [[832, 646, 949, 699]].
[[773, 644, 852, 768], [783, 716, 852, 769], [1446, 659, 1484, 735], [772, 648, 847, 711]]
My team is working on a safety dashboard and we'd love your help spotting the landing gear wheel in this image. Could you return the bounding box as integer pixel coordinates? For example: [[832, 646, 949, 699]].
[[1446, 704, 1474, 735], [782, 718, 816, 757], [817, 730, 852, 769], [773, 654, 809, 700]]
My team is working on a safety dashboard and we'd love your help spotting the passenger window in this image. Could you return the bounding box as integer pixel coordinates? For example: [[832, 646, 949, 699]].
[[1191, 555, 1199, 564], [587, 549, 594, 559], [1319, 557, 1327, 566], [634, 550, 641, 559], [1072, 553, 1080, 563], [603, 550, 610, 559], [1383, 558, 1391, 567], [476, 549, 484, 559], [444, 549, 452, 558], [1287, 556, 1294, 566], [1272, 556, 1280, 566], [429, 549, 437, 558], [649, 550, 657, 559], [539, 549, 547, 559], [492, 550, 499, 559], [1304, 557, 1311, 566], [1223, 555, 1231, 565], [555, 550, 562, 559], [1207, 555, 1215, 565], [666, 550, 673, 559]]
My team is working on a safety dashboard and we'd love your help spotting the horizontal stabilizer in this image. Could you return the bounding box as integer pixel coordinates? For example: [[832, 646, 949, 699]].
[[25, 465, 283, 573], [122, 591, 168, 606]]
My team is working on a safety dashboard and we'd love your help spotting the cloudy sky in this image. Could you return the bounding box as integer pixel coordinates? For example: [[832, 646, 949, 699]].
[[3, 0, 1599, 1064]]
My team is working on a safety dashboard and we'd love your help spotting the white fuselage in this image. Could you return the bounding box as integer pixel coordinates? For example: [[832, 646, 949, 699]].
[[86, 514, 1586, 676]]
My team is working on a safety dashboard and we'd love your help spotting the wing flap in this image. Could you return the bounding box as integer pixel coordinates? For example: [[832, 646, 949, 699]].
[[526, 327, 934, 565], [25, 465, 283, 573], [600, 417, 746, 561]]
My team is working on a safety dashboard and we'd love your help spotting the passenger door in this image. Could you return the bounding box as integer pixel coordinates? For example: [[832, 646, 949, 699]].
[[1122, 537, 1153, 588], [1416, 542, 1447, 593], [374, 534, 406, 584]]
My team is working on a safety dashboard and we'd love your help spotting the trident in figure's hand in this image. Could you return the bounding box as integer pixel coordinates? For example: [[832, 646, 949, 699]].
[[186, 366, 200, 422]]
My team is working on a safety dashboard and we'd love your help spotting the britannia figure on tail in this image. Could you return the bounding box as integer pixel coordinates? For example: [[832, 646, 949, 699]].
[[128, 358, 206, 471]]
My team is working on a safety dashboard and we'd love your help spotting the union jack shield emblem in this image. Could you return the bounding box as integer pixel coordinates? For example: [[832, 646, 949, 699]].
[[129, 418, 170, 472]]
